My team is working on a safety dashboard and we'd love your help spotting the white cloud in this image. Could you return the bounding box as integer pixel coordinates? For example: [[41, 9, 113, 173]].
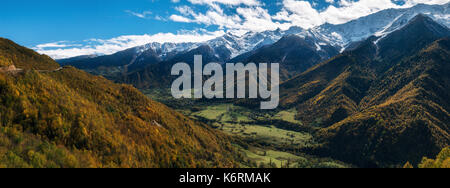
[[170, 14, 193, 22], [35, 42, 77, 49], [274, 0, 323, 28], [126, 10, 153, 19], [403, 0, 450, 6], [187, 0, 261, 6], [236, 7, 292, 31], [35, 30, 225, 59], [321, 0, 402, 24], [175, 5, 196, 16], [170, 5, 244, 29], [274, 0, 450, 28], [170, 3, 291, 32], [170, 0, 449, 31]]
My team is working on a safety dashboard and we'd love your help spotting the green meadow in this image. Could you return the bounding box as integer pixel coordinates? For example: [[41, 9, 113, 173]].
[[144, 89, 350, 168]]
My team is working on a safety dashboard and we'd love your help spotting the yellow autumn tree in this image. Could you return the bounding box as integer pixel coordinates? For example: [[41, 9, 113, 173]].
[[418, 147, 450, 168]]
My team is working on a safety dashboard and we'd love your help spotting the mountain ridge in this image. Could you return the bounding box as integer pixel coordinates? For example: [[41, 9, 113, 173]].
[[230, 34, 339, 80], [278, 14, 450, 167], [57, 3, 449, 89]]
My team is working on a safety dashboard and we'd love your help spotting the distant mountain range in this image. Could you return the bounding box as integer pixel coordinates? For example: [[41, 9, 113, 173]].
[[59, 3, 450, 89], [309, 3, 450, 49], [61, 3, 450, 64]]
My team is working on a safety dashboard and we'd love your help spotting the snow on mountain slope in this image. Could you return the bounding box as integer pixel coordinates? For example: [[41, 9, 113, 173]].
[[66, 3, 449, 67], [138, 3, 448, 63], [135, 42, 197, 60], [308, 3, 450, 50], [128, 26, 304, 63]]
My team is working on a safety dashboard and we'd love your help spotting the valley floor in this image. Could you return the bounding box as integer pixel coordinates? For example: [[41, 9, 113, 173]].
[[143, 89, 351, 168]]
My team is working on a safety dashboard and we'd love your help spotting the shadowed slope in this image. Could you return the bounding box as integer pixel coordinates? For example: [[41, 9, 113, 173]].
[[231, 35, 339, 81]]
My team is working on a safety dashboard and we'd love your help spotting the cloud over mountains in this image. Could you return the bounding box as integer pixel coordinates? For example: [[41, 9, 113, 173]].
[[35, 0, 449, 59]]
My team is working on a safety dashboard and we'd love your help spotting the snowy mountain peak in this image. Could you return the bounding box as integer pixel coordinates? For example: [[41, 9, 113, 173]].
[[131, 26, 300, 62], [128, 3, 448, 64], [310, 3, 450, 50]]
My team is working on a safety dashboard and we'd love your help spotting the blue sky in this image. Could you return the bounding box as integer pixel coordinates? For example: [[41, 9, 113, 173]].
[[0, 0, 446, 59], [0, 0, 197, 46], [0, 0, 297, 46]]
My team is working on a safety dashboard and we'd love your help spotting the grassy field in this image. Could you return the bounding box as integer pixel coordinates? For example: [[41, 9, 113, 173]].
[[272, 108, 303, 125], [241, 146, 306, 168], [192, 104, 253, 122], [176, 102, 346, 167], [237, 145, 349, 168], [220, 123, 314, 147], [143, 89, 350, 168]]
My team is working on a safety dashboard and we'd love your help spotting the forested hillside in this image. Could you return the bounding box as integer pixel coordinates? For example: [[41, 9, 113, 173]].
[[123, 45, 221, 89], [0, 38, 237, 168], [279, 15, 450, 167], [0, 38, 59, 70], [417, 147, 450, 168]]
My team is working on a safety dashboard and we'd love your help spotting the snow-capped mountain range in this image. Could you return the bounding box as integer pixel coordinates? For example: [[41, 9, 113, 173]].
[[135, 3, 449, 62], [129, 26, 304, 62], [62, 3, 449, 65], [310, 2, 450, 50]]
